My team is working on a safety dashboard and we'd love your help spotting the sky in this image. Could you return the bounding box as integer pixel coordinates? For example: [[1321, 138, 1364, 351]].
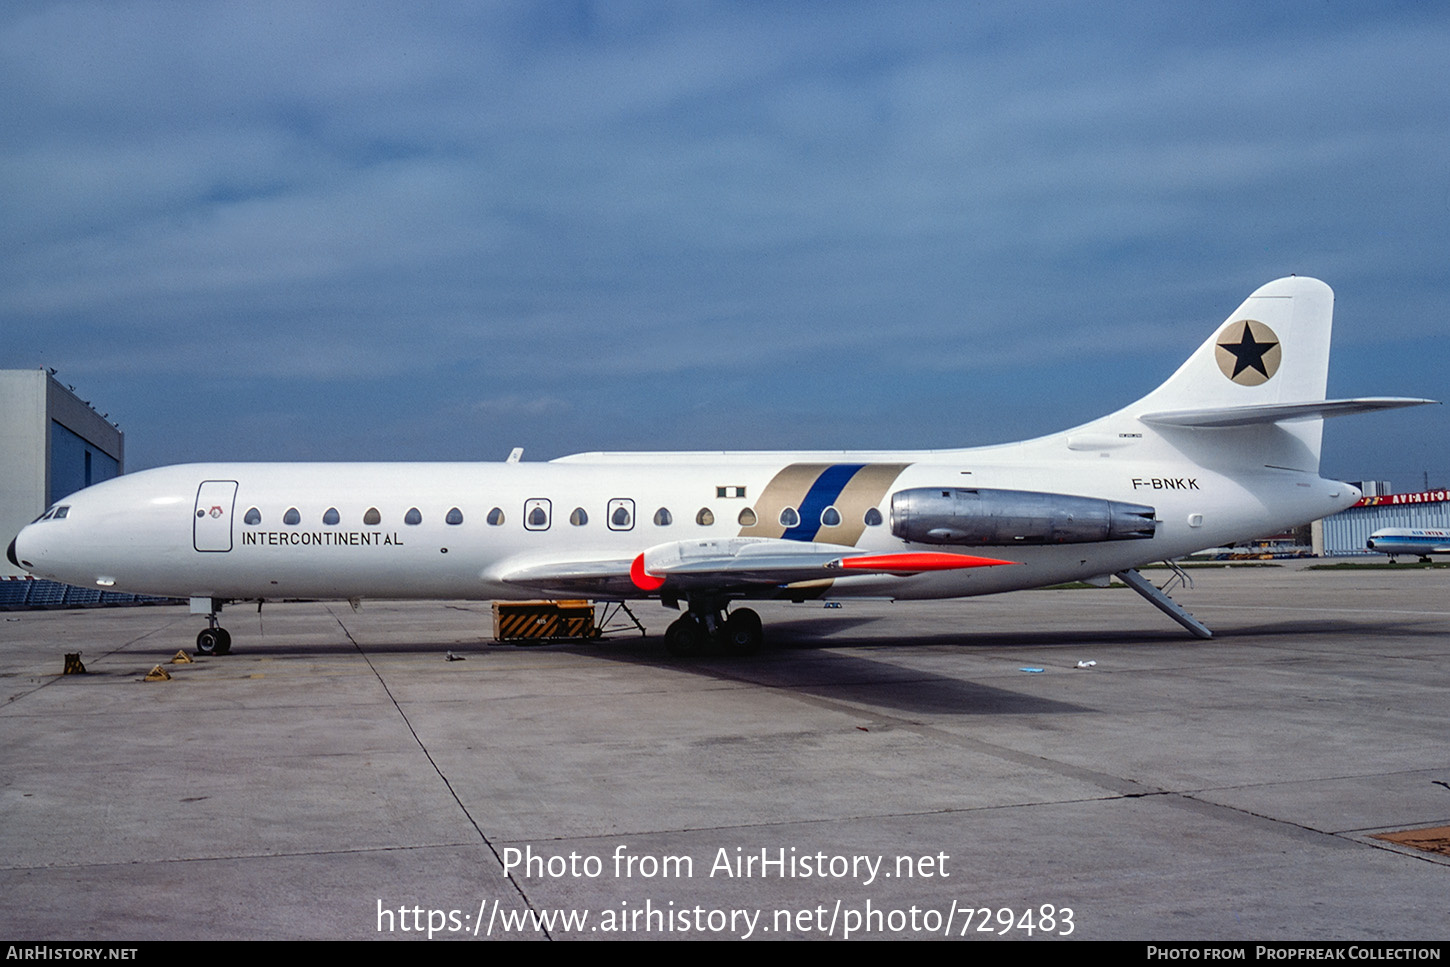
[[3, 1, 1446, 489]]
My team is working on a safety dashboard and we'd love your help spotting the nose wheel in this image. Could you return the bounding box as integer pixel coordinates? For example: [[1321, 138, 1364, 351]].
[[192, 600, 232, 655], [196, 627, 232, 655]]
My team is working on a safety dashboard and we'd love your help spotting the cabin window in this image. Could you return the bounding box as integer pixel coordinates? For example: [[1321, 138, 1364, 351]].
[[779, 507, 800, 527], [364, 507, 381, 525], [486, 507, 505, 526], [696, 507, 714, 526], [653, 507, 672, 526], [446, 507, 464, 525], [569, 507, 588, 526], [608, 498, 634, 531], [821, 506, 841, 527], [243, 507, 261, 525], [323, 507, 340, 526], [525, 498, 551, 531], [738, 507, 757, 526], [863, 507, 883, 526], [404, 507, 423, 525], [283, 507, 301, 526]]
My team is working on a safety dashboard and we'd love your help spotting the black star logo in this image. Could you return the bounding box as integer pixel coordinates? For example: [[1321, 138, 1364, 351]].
[[1215, 321, 1281, 384]]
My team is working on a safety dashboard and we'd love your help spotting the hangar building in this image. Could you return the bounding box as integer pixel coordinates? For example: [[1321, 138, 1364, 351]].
[[1, 369, 124, 579]]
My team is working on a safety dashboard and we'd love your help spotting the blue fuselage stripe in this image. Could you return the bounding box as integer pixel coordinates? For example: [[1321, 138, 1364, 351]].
[[782, 464, 866, 542]]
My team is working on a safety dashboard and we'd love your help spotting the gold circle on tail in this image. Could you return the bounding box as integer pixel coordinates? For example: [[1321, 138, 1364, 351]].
[[1214, 319, 1281, 386]]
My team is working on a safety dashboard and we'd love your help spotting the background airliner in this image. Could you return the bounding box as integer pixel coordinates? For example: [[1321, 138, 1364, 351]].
[[9, 277, 1433, 656], [1365, 528, 1450, 562]]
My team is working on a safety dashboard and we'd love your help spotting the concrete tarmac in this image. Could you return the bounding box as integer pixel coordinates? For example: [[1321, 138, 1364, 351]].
[[1, 563, 1447, 941]]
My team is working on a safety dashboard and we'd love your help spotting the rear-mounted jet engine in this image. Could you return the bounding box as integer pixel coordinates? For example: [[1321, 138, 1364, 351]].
[[891, 488, 1157, 546]]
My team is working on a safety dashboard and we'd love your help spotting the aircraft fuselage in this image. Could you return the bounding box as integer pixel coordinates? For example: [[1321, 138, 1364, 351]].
[[14, 453, 1355, 603]]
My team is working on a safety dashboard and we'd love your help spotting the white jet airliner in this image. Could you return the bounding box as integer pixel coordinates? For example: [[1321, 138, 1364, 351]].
[[1365, 528, 1450, 562], [9, 277, 1433, 656]]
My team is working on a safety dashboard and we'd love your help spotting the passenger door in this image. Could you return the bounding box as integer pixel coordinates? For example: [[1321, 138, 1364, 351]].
[[194, 480, 238, 552]]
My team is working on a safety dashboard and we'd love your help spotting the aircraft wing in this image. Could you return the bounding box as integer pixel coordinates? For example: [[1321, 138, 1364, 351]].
[[494, 557, 643, 598], [497, 538, 1016, 598]]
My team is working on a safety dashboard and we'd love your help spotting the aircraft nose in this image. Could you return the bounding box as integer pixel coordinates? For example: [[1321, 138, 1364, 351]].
[[6, 536, 18, 569]]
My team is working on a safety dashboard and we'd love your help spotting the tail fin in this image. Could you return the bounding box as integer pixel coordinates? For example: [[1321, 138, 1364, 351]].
[[1132, 276, 1333, 416], [1082, 277, 1430, 474]]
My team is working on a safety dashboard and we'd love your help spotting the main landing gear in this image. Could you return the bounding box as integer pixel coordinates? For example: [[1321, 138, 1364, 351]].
[[191, 597, 232, 655], [664, 599, 764, 657]]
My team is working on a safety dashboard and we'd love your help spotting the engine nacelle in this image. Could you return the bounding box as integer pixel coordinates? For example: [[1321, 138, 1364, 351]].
[[890, 487, 1157, 546]]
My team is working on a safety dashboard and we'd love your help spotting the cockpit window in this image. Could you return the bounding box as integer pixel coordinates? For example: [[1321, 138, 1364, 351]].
[[244, 507, 262, 525], [53, 506, 70, 519], [283, 507, 301, 526]]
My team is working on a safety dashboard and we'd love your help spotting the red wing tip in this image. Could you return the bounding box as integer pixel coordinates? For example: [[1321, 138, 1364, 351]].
[[838, 553, 1019, 572]]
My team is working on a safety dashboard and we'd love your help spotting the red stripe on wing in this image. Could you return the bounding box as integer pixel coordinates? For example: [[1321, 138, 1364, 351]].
[[837, 552, 1017, 572]]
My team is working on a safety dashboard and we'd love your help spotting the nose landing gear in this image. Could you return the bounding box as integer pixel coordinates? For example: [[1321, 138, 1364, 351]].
[[191, 597, 232, 655], [196, 625, 232, 655]]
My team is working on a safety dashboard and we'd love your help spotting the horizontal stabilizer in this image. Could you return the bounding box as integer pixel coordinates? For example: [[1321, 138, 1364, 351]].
[[1140, 397, 1436, 428]]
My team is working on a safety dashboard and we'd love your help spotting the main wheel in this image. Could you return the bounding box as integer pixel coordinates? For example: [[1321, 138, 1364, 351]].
[[723, 608, 763, 655], [196, 628, 220, 655], [664, 616, 708, 657]]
